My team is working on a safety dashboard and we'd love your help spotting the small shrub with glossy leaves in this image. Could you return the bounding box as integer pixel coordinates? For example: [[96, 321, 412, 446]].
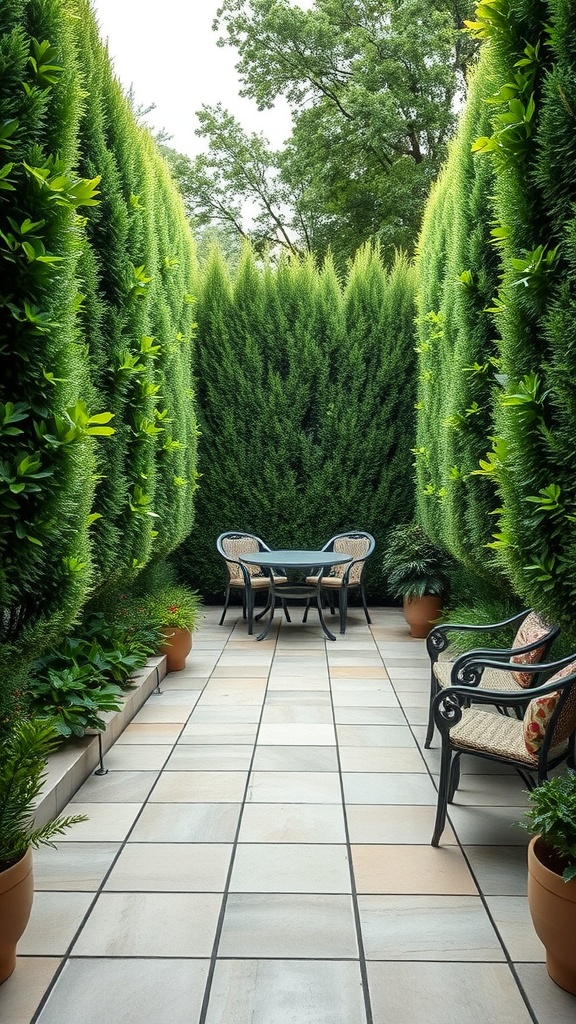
[[382, 523, 453, 599], [521, 770, 576, 882]]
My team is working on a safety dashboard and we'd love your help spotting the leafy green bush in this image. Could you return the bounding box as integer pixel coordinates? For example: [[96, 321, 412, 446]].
[[136, 587, 202, 632], [381, 524, 452, 599], [521, 770, 576, 882], [29, 671, 124, 739], [27, 612, 161, 737]]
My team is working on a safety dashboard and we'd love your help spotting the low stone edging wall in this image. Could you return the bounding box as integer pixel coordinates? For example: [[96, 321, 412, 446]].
[[34, 654, 167, 827]]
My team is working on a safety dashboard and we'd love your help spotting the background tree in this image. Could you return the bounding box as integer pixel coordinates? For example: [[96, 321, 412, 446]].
[[176, 0, 474, 265]]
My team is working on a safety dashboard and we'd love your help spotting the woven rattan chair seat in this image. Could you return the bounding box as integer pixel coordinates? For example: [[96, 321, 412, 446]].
[[229, 575, 287, 589], [450, 707, 567, 764], [305, 574, 342, 588], [433, 659, 527, 692]]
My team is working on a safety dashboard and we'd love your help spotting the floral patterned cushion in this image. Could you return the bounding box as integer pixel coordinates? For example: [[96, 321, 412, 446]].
[[523, 693, 560, 755], [523, 659, 576, 754], [510, 613, 550, 688]]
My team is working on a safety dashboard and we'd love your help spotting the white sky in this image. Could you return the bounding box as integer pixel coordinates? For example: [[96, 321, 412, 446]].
[[89, 0, 293, 157]]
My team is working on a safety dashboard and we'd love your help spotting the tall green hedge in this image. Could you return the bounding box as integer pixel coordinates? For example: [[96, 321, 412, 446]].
[[0, 0, 102, 700], [415, 48, 503, 586], [415, 0, 576, 633], [179, 242, 417, 599], [483, 0, 576, 628], [0, 0, 199, 720], [75, 4, 198, 588]]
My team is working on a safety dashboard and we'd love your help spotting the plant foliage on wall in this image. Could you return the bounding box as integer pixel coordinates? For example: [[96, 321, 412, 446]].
[[0, 0, 199, 724], [416, 0, 576, 634]]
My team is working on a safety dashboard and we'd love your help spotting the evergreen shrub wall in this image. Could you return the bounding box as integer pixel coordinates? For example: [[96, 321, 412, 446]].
[[415, 0, 576, 634], [179, 243, 417, 600], [75, 8, 199, 588], [0, 0, 102, 698], [414, 48, 505, 591], [0, 0, 198, 720]]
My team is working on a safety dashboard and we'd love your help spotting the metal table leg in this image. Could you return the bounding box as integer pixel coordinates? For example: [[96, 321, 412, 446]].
[[315, 585, 337, 641], [255, 581, 338, 641], [256, 582, 276, 641]]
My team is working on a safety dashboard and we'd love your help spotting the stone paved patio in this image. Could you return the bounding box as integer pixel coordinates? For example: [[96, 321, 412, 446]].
[[2, 605, 576, 1023]]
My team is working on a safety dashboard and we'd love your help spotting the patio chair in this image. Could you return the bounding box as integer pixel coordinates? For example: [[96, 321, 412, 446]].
[[217, 531, 290, 636], [424, 610, 560, 748], [302, 531, 375, 635], [431, 652, 576, 846]]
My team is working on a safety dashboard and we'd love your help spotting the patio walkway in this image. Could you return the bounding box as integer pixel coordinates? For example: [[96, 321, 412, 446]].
[[2, 605, 576, 1024]]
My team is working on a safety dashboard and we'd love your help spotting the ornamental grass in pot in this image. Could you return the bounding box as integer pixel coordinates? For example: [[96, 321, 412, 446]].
[[521, 769, 576, 994], [0, 719, 86, 984], [381, 523, 451, 637], [146, 586, 202, 671]]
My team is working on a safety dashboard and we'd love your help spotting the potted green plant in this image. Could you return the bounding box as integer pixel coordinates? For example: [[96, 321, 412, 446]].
[[381, 523, 451, 637], [0, 719, 86, 984], [145, 586, 202, 671], [521, 770, 576, 994]]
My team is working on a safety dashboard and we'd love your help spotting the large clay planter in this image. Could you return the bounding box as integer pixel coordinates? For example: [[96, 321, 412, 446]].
[[0, 848, 34, 984], [402, 594, 443, 638], [528, 835, 576, 994], [159, 627, 192, 672]]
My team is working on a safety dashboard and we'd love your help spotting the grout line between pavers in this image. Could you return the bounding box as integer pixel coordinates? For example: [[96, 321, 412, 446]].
[[329, 624, 375, 1024]]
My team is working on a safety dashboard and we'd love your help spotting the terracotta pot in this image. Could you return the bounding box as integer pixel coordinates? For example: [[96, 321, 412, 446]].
[[0, 848, 34, 985], [158, 627, 192, 672], [402, 594, 443, 638], [528, 835, 576, 994]]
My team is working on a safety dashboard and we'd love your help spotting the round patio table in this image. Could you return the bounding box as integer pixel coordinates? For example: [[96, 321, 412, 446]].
[[239, 549, 352, 642]]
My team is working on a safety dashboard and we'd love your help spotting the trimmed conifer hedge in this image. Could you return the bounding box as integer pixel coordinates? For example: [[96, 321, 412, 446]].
[[414, 48, 503, 587], [74, 8, 199, 588], [179, 243, 417, 600]]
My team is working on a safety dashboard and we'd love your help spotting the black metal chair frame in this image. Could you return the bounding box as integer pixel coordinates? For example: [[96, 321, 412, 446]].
[[216, 531, 290, 636], [302, 531, 375, 635], [424, 609, 560, 748], [431, 654, 576, 847]]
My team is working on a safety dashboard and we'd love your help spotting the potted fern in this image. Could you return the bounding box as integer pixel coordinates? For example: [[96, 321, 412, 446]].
[[381, 523, 451, 637], [521, 770, 576, 994], [0, 719, 86, 984]]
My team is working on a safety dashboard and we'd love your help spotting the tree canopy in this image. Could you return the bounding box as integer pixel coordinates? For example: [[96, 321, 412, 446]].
[[172, 0, 475, 265]]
